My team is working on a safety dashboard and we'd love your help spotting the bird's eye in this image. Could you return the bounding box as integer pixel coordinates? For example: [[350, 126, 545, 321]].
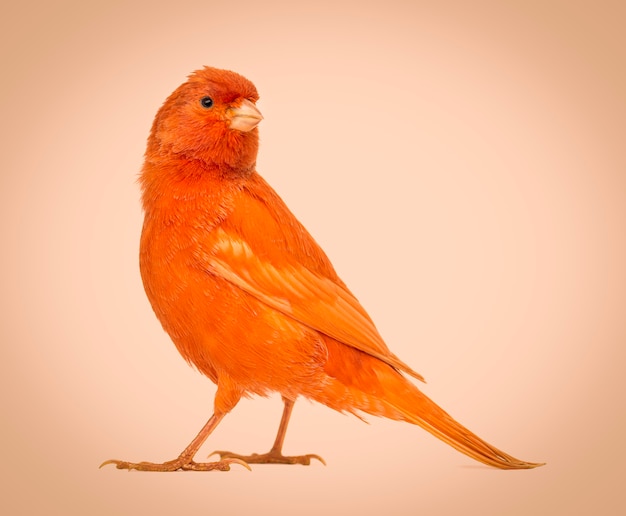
[[200, 96, 214, 108]]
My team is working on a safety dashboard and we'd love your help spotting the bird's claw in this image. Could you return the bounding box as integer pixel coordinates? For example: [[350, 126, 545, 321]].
[[181, 457, 251, 471], [99, 457, 251, 472], [210, 449, 326, 466], [100, 459, 132, 470]]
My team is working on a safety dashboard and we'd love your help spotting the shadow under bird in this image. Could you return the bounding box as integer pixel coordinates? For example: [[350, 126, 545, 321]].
[[102, 66, 544, 472]]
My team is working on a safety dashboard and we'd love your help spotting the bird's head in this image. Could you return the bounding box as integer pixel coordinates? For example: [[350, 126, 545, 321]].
[[146, 66, 262, 174]]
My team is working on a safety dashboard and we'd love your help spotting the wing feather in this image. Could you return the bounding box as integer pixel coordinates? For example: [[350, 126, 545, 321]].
[[208, 228, 424, 382]]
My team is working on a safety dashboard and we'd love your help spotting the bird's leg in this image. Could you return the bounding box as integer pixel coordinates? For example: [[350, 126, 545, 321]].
[[212, 397, 325, 465], [100, 412, 250, 472]]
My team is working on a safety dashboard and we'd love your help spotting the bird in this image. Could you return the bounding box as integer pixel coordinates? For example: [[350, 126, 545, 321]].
[[101, 66, 543, 472]]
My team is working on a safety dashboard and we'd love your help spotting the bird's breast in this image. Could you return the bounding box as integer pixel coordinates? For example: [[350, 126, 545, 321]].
[[138, 203, 229, 377]]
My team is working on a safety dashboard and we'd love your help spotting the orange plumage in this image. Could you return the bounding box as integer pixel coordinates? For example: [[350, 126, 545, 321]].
[[103, 66, 543, 472]]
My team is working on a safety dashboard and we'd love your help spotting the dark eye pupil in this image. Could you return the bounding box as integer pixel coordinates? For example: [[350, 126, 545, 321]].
[[200, 96, 213, 108]]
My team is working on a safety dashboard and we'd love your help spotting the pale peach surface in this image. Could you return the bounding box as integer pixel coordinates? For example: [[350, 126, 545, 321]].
[[1, 1, 625, 514]]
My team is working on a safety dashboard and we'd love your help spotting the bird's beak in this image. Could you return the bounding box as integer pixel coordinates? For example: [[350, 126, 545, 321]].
[[227, 99, 263, 132]]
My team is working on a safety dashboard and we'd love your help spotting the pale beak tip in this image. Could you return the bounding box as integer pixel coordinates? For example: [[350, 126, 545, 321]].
[[228, 99, 263, 132]]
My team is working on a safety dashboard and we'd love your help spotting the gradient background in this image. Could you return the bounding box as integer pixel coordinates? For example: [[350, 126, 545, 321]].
[[2, 1, 625, 514]]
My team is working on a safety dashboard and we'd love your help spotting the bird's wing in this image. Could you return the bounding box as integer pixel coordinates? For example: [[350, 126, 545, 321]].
[[206, 225, 424, 382]]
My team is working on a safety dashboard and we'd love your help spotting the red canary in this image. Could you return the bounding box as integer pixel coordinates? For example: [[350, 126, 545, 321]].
[[103, 67, 542, 471]]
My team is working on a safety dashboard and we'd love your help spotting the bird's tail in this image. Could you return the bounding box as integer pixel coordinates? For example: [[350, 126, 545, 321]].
[[388, 371, 544, 469], [317, 336, 543, 469], [390, 382, 543, 469], [323, 362, 544, 469]]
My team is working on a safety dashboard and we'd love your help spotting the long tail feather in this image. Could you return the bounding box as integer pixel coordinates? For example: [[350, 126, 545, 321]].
[[320, 339, 544, 469], [374, 369, 546, 469], [388, 386, 544, 469]]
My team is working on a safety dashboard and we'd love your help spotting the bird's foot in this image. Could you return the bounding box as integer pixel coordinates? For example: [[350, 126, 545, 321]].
[[211, 449, 326, 466], [99, 456, 251, 472]]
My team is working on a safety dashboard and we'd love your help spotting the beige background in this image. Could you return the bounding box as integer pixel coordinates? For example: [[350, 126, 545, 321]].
[[2, 1, 625, 514]]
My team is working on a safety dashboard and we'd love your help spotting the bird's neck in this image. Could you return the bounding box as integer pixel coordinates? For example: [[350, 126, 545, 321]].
[[139, 156, 252, 216]]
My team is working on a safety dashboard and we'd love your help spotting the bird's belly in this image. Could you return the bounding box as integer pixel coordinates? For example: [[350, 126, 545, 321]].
[[139, 223, 327, 397]]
